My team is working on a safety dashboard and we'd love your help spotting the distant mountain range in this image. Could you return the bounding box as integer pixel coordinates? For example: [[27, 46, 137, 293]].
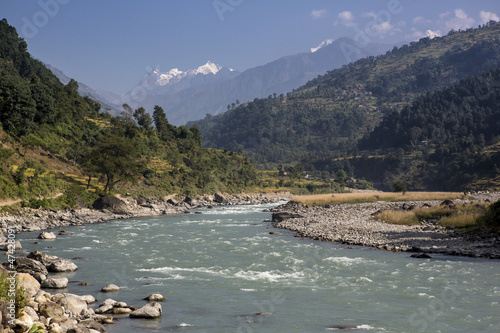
[[44, 63, 124, 114], [48, 37, 397, 125]]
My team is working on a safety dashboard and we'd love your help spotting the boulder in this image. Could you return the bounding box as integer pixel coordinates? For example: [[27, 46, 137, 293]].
[[92, 196, 127, 212], [167, 198, 178, 206], [11, 257, 48, 281], [271, 212, 304, 222], [39, 301, 66, 321], [27, 250, 78, 272], [143, 293, 166, 302], [213, 193, 225, 204], [112, 307, 132, 314], [23, 306, 39, 322], [47, 259, 78, 272], [56, 293, 88, 315], [1, 241, 22, 251], [79, 295, 96, 304], [94, 299, 117, 314], [183, 196, 195, 206], [411, 253, 433, 259], [28, 250, 61, 266], [17, 273, 40, 297], [74, 319, 107, 333], [41, 276, 68, 289], [12, 318, 32, 333], [100, 284, 120, 292], [129, 302, 162, 319], [38, 232, 57, 240]]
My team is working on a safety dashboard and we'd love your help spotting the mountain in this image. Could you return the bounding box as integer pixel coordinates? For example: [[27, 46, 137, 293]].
[[45, 63, 123, 114], [133, 61, 238, 96], [0, 18, 259, 201], [128, 38, 396, 125], [354, 66, 500, 190], [192, 22, 500, 191]]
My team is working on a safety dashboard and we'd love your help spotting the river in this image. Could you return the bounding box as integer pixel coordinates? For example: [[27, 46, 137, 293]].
[[15, 203, 500, 332]]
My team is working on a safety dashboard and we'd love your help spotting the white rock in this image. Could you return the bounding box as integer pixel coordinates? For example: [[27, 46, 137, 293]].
[[129, 302, 162, 318], [38, 232, 57, 240], [41, 276, 68, 289], [101, 284, 120, 292]]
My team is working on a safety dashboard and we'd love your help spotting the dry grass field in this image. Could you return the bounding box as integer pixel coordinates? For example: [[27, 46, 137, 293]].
[[291, 191, 465, 205]]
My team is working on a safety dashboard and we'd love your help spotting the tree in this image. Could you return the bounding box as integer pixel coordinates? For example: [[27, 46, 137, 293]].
[[133, 107, 153, 130], [121, 104, 134, 122], [82, 134, 145, 193], [393, 180, 407, 194], [336, 169, 347, 184], [152, 105, 175, 141]]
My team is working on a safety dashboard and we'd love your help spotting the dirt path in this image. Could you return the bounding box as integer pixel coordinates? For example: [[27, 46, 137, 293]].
[[0, 192, 64, 207]]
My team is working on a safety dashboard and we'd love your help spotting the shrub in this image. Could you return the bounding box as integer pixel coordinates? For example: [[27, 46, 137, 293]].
[[481, 200, 500, 228], [0, 271, 28, 316]]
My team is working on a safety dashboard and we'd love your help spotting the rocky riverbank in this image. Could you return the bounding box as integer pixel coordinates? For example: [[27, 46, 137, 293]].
[[0, 249, 166, 332], [0, 192, 290, 333], [271, 193, 500, 259], [0, 192, 290, 235]]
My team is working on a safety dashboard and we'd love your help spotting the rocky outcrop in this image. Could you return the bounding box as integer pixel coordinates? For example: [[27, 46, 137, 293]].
[[9, 257, 48, 282], [129, 302, 162, 319], [28, 251, 78, 272], [92, 196, 127, 212], [213, 193, 225, 204]]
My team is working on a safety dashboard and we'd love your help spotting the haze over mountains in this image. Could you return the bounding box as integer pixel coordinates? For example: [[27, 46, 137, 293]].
[[49, 37, 397, 125]]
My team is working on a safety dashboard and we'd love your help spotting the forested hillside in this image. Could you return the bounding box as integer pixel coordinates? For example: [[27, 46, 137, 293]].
[[0, 19, 259, 203], [354, 67, 500, 190], [192, 22, 500, 191]]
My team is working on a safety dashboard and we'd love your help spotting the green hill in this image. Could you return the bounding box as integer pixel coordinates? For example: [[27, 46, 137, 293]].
[[192, 22, 500, 190], [0, 19, 259, 204], [354, 67, 500, 191]]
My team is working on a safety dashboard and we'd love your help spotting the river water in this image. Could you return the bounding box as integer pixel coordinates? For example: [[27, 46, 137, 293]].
[[15, 203, 500, 332]]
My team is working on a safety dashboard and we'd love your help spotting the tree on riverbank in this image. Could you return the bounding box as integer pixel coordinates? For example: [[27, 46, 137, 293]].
[[82, 135, 145, 193]]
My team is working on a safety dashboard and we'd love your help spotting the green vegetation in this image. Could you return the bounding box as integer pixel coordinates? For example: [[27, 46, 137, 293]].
[[192, 22, 500, 191], [0, 271, 28, 316], [0, 19, 262, 204]]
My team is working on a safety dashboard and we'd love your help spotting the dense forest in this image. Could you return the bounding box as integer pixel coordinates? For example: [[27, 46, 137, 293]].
[[0, 19, 259, 204], [355, 67, 500, 190], [192, 22, 500, 191]]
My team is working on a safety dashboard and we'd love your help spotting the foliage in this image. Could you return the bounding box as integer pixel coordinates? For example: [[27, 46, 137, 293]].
[[0, 271, 28, 316], [359, 66, 500, 190], [481, 199, 500, 228], [192, 22, 500, 191], [0, 19, 262, 201]]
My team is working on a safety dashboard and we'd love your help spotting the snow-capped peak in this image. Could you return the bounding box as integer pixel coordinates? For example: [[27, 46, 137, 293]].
[[151, 61, 227, 86], [311, 39, 334, 53], [192, 61, 222, 75]]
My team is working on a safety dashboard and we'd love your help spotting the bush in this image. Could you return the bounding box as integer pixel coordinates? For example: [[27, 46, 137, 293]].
[[0, 271, 28, 316], [481, 200, 500, 228]]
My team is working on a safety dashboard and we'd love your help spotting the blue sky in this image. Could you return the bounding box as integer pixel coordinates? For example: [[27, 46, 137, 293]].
[[2, 0, 500, 94]]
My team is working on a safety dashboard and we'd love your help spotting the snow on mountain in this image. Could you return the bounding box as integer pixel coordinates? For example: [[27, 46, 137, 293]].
[[311, 39, 334, 53], [149, 61, 229, 87]]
